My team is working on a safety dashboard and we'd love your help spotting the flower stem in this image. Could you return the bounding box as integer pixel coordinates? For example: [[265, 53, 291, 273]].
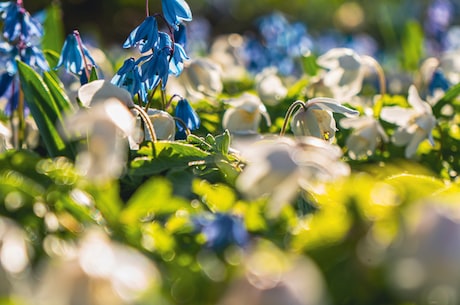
[[166, 94, 183, 110], [73, 30, 91, 82], [280, 100, 306, 136], [145, 0, 149, 16], [363, 55, 386, 96], [132, 104, 157, 142], [174, 117, 191, 136]]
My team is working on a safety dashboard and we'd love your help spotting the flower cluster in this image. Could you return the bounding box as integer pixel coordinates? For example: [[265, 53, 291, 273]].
[[0, 0, 48, 115], [113, 0, 192, 103]]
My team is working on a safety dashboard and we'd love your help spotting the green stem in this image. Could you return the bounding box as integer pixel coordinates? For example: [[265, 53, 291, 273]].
[[280, 100, 306, 136]]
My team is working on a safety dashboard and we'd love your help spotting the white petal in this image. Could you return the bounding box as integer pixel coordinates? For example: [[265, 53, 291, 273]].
[[308, 98, 359, 116], [380, 106, 416, 126], [78, 80, 134, 108], [407, 85, 431, 114]]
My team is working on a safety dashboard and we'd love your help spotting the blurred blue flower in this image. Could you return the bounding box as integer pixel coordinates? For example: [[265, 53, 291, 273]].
[[0, 73, 20, 116], [140, 50, 170, 90], [162, 0, 192, 31], [174, 98, 199, 139], [0, 1, 43, 45], [123, 16, 159, 53], [194, 213, 249, 251], [55, 32, 96, 76], [428, 69, 451, 95]]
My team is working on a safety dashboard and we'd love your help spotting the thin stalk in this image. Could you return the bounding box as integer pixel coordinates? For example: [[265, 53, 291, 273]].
[[160, 86, 167, 110], [17, 87, 25, 148], [145, 0, 149, 16], [363, 55, 387, 96], [174, 117, 191, 137], [132, 104, 157, 142], [166, 94, 183, 110], [280, 100, 306, 136], [73, 30, 91, 82], [144, 85, 159, 112]]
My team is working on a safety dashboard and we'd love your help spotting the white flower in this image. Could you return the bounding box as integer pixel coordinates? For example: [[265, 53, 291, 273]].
[[380, 85, 437, 158], [147, 109, 176, 141], [77, 79, 134, 108], [255, 68, 288, 106], [0, 121, 12, 152], [317, 48, 385, 100], [222, 92, 271, 135], [177, 58, 223, 101], [64, 98, 136, 182], [209, 34, 248, 81], [340, 115, 388, 159], [236, 136, 350, 215], [439, 48, 460, 84], [317, 48, 365, 100], [289, 97, 359, 142]]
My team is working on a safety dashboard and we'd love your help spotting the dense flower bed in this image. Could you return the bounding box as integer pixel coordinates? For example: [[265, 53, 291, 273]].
[[0, 0, 460, 304]]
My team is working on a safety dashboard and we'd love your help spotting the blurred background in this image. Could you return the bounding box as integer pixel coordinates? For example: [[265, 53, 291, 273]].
[[23, 0, 460, 57]]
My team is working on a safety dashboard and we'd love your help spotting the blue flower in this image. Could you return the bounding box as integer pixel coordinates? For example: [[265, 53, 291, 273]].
[[174, 23, 187, 47], [55, 32, 96, 76], [140, 50, 170, 90], [429, 69, 451, 96], [194, 213, 249, 251], [169, 43, 188, 76], [0, 2, 42, 45], [20, 45, 48, 72], [174, 98, 199, 139], [112, 57, 148, 102], [162, 0, 192, 31], [123, 16, 159, 53], [0, 73, 19, 116]]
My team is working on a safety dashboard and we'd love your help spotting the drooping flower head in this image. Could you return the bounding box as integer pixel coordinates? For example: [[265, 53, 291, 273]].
[[286, 97, 359, 142], [174, 97, 200, 139], [55, 30, 96, 82], [123, 16, 159, 53], [235, 136, 350, 215], [0, 0, 43, 45], [162, 0, 192, 31], [111, 57, 148, 102], [222, 92, 271, 135]]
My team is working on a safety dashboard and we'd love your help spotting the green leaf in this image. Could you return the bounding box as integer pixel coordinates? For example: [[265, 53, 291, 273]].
[[214, 130, 230, 155], [401, 20, 425, 71], [302, 53, 319, 76], [192, 179, 236, 212], [129, 141, 210, 176], [43, 72, 74, 114], [432, 82, 460, 115], [17, 61, 74, 158], [121, 177, 189, 225], [42, 4, 65, 53]]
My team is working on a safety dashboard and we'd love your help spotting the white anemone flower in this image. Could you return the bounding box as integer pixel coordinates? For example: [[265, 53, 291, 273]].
[[64, 98, 136, 182], [222, 92, 271, 135], [178, 58, 223, 101], [380, 85, 437, 158], [255, 68, 288, 106], [439, 48, 460, 84], [317, 48, 385, 100], [340, 115, 388, 159], [288, 97, 359, 142], [236, 136, 350, 216], [77, 79, 134, 108], [209, 34, 248, 81], [146, 109, 175, 141]]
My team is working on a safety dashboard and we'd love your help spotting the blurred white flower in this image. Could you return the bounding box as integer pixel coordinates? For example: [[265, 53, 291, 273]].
[[222, 93, 271, 135], [177, 58, 223, 101], [35, 229, 161, 305], [380, 85, 437, 158], [289, 97, 358, 142], [317, 48, 385, 100], [340, 115, 388, 159], [439, 48, 460, 84], [255, 68, 288, 106], [77, 79, 135, 108], [209, 34, 248, 81], [236, 136, 350, 215], [64, 98, 136, 182], [0, 121, 12, 152]]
